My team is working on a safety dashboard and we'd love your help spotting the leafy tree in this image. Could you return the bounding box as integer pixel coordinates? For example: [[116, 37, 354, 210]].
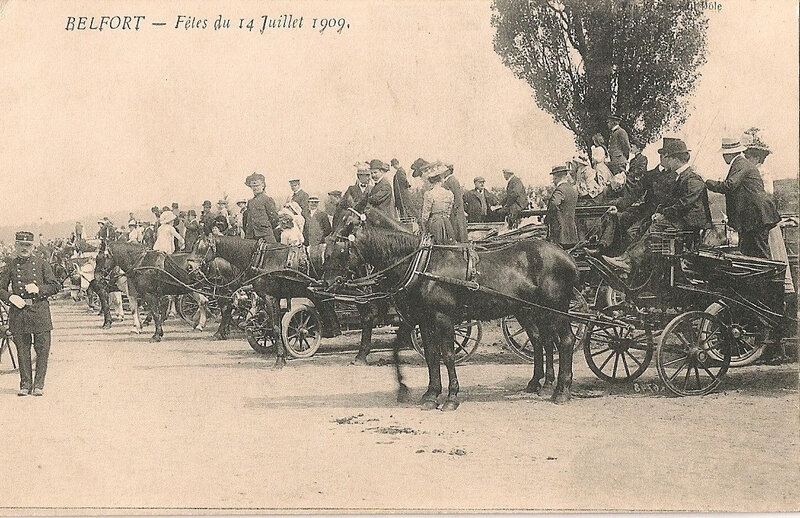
[[491, 0, 708, 151]]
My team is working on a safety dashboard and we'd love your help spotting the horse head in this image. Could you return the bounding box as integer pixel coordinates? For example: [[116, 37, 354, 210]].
[[186, 232, 217, 274]]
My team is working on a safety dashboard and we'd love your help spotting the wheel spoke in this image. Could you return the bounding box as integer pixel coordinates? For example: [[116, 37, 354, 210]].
[[598, 350, 616, 371], [694, 364, 702, 389], [621, 352, 631, 377], [683, 362, 692, 391], [509, 326, 525, 339], [612, 353, 620, 378], [591, 346, 613, 358], [667, 359, 688, 382], [697, 359, 718, 381]]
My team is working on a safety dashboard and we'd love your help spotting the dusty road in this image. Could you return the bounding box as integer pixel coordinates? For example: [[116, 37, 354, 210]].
[[1, 301, 798, 513]]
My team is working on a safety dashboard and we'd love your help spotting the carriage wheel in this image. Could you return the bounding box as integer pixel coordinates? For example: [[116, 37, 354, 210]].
[[0, 305, 13, 369], [244, 306, 276, 354], [502, 288, 588, 362], [582, 319, 653, 383], [177, 295, 221, 325], [597, 281, 625, 310], [410, 320, 482, 364], [281, 305, 322, 359], [702, 302, 766, 367], [656, 311, 731, 397]]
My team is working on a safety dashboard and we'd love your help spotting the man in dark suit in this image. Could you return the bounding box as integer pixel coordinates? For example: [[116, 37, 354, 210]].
[[607, 114, 631, 175], [442, 164, 468, 242], [706, 138, 780, 259], [341, 164, 372, 211], [326, 190, 345, 231], [306, 196, 332, 246], [545, 165, 578, 248], [0, 231, 61, 396], [605, 138, 711, 273], [500, 169, 527, 229], [244, 172, 280, 242], [361, 159, 396, 220], [289, 179, 311, 242], [463, 176, 500, 223], [391, 158, 412, 219]]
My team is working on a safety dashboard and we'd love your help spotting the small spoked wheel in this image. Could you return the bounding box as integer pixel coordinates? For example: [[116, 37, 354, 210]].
[[582, 319, 653, 383], [410, 320, 482, 364], [656, 311, 731, 397], [703, 302, 767, 367], [502, 288, 588, 362], [281, 304, 322, 359], [244, 306, 276, 355]]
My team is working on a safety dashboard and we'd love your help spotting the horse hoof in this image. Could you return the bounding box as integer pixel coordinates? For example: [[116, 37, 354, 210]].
[[101, 323, 112, 329], [524, 381, 542, 394], [130, 327, 141, 334], [213, 333, 227, 341], [150, 335, 162, 343], [551, 391, 571, 404], [420, 399, 439, 411], [273, 359, 287, 370], [350, 357, 368, 366], [441, 399, 460, 412], [396, 384, 412, 403]]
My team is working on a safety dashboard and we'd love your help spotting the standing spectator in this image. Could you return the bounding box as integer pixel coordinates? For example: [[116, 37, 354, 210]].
[[500, 169, 527, 229], [420, 163, 455, 244], [463, 176, 499, 223], [174, 211, 186, 251], [74, 221, 83, 241], [289, 179, 311, 242], [391, 158, 412, 219], [342, 164, 372, 210], [363, 159, 396, 219], [234, 199, 248, 237], [573, 155, 604, 205], [706, 137, 780, 259], [410, 158, 430, 179], [0, 231, 61, 396], [244, 173, 279, 242], [306, 196, 332, 246], [281, 201, 306, 242], [153, 211, 184, 254], [151, 206, 161, 229], [590, 133, 613, 189], [326, 190, 344, 230], [127, 219, 144, 243], [545, 165, 578, 249], [627, 138, 648, 182], [607, 113, 630, 175], [442, 164, 468, 242], [184, 210, 200, 252], [199, 200, 214, 233]]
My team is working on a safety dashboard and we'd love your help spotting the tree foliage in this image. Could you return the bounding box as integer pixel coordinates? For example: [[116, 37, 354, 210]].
[[491, 0, 708, 151]]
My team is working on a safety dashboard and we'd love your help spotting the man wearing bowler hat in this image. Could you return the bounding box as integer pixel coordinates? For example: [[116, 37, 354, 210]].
[[705, 137, 780, 259], [360, 159, 397, 220], [463, 176, 500, 223], [244, 172, 279, 242], [607, 113, 630, 175], [604, 137, 711, 273], [0, 231, 61, 396], [545, 165, 578, 249]]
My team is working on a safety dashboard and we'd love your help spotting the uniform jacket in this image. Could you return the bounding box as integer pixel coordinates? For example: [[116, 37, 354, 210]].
[[0, 255, 60, 333], [245, 192, 279, 241], [463, 188, 500, 223], [364, 177, 397, 219], [661, 165, 713, 230], [503, 175, 527, 212], [443, 174, 468, 242], [545, 181, 578, 246], [613, 165, 677, 217], [608, 125, 630, 168], [392, 168, 412, 219], [706, 155, 780, 232], [342, 182, 371, 210]]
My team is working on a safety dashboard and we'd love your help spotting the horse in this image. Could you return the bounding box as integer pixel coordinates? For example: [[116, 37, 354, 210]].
[[96, 241, 209, 341], [325, 207, 579, 410]]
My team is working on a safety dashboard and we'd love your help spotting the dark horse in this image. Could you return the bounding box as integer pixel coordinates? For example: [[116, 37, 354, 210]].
[[325, 208, 579, 410], [96, 241, 209, 341]]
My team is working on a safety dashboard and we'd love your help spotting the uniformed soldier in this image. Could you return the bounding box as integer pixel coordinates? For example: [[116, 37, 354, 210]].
[[244, 172, 280, 242], [0, 231, 61, 396]]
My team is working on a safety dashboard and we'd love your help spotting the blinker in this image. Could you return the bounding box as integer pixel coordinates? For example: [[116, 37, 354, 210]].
[[347, 234, 356, 242]]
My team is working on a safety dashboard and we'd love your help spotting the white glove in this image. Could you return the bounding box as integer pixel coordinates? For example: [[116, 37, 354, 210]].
[[25, 283, 39, 294], [9, 294, 26, 309]]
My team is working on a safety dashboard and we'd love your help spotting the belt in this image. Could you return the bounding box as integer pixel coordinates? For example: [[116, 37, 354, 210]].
[[430, 212, 449, 217]]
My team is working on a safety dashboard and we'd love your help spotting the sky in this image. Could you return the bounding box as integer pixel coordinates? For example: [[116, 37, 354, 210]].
[[0, 0, 797, 226]]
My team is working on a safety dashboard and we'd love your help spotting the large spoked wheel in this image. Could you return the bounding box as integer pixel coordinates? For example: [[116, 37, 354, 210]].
[[177, 295, 222, 325], [502, 288, 589, 362], [281, 304, 323, 359], [410, 320, 482, 364], [657, 311, 731, 397], [244, 306, 277, 354], [582, 318, 653, 383], [702, 301, 767, 367], [0, 303, 14, 368], [596, 281, 625, 310]]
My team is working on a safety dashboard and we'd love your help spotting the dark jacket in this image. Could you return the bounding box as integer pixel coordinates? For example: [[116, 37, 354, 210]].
[[503, 175, 527, 213], [341, 182, 370, 210], [545, 181, 578, 245], [0, 255, 61, 333], [463, 188, 500, 223], [661, 165, 713, 230], [628, 152, 648, 181], [614, 165, 677, 217], [443, 174, 468, 242], [608, 125, 630, 168], [306, 210, 333, 246], [245, 192, 279, 241], [705, 155, 780, 232], [363, 176, 396, 219], [393, 168, 412, 219]]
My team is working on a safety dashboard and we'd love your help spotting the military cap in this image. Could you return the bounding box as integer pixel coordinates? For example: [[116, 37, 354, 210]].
[[473, 176, 486, 183], [288, 178, 301, 184], [15, 231, 34, 243], [245, 172, 266, 186], [328, 190, 343, 197]]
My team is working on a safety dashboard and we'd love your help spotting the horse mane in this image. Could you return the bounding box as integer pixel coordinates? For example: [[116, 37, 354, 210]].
[[364, 207, 413, 234], [358, 226, 421, 268]]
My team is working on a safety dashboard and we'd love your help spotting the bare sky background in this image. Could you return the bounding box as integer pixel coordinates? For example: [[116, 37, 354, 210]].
[[0, 0, 797, 228]]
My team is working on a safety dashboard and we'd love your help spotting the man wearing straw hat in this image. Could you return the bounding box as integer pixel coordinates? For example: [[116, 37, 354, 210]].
[[0, 231, 61, 396], [706, 137, 779, 259], [342, 163, 372, 210], [545, 165, 578, 249]]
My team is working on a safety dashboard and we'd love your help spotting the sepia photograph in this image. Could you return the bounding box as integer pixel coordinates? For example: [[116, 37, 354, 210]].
[[0, 0, 797, 513]]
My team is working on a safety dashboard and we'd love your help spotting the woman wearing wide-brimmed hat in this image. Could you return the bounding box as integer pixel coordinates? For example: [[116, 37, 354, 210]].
[[420, 162, 455, 245], [153, 210, 184, 254]]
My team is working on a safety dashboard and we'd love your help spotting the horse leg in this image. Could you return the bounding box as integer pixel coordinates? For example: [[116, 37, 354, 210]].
[[517, 312, 545, 394], [418, 321, 442, 410], [352, 303, 377, 365], [543, 338, 556, 388], [147, 293, 163, 342], [551, 316, 574, 404], [192, 293, 208, 331], [266, 296, 286, 369], [214, 299, 232, 340], [439, 318, 460, 411], [91, 281, 113, 329], [393, 332, 411, 403], [127, 284, 142, 334]]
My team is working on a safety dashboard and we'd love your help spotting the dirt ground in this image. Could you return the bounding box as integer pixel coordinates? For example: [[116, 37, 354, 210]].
[[1, 301, 798, 513]]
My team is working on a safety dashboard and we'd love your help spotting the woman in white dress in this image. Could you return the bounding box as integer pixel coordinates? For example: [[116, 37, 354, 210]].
[[153, 211, 184, 254], [590, 133, 613, 189]]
